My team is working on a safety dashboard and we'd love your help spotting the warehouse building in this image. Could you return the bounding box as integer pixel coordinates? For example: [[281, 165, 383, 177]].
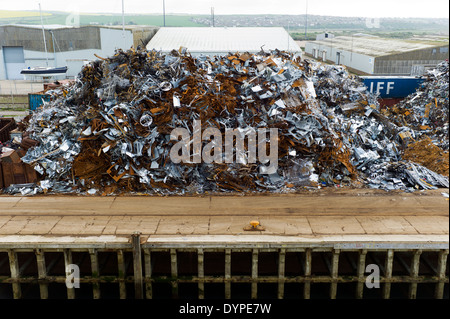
[[0, 25, 158, 80], [315, 32, 335, 41], [147, 27, 301, 57], [305, 35, 449, 75]]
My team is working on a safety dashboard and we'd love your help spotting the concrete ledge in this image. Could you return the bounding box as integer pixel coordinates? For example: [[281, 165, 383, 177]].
[[0, 234, 447, 250]]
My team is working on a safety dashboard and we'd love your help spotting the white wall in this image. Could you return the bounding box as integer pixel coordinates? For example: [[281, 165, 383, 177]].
[[0, 28, 135, 80], [316, 33, 335, 41], [305, 42, 375, 74], [100, 28, 134, 54], [335, 51, 374, 74], [0, 50, 5, 80]]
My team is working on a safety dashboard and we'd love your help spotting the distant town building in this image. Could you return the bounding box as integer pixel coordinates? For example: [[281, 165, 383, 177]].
[[316, 32, 334, 41], [147, 27, 302, 57], [305, 35, 449, 75], [0, 25, 158, 80]]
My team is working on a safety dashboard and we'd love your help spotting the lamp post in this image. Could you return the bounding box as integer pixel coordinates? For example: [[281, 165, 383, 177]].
[[122, 0, 125, 34], [351, 34, 354, 62], [304, 0, 308, 41], [163, 0, 166, 27]]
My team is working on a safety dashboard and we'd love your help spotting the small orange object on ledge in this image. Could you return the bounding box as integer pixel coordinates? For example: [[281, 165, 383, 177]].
[[244, 220, 266, 231]]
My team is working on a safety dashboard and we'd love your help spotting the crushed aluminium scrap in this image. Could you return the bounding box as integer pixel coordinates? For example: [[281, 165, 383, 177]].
[[9, 48, 449, 195], [386, 60, 449, 151]]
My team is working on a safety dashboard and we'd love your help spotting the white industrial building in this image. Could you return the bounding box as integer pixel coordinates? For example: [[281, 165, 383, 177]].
[[147, 27, 301, 56], [305, 35, 449, 75], [0, 25, 158, 80], [316, 32, 335, 41]]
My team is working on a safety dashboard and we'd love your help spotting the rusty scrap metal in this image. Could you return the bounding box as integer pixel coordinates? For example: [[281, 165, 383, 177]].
[[6, 48, 447, 195]]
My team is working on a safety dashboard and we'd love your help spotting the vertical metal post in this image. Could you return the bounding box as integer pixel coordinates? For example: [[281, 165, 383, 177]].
[[170, 249, 178, 298], [198, 249, 205, 299], [36, 249, 48, 299], [121, 0, 125, 35], [356, 250, 367, 299], [304, 0, 308, 40], [408, 250, 422, 299], [383, 250, 394, 299], [89, 249, 100, 299], [278, 249, 286, 299], [163, 0, 166, 27], [330, 249, 340, 299], [287, 22, 290, 52], [435, 250, 448, 299], [8, 250, 21, 299], [117, 250, 127, 299], [225, 249, 231, 299], [63, 249, 75, 299], [351, 34, 354, 62], [50, 31, 57, 68], [132, 232, 143, 299], [303, 248, 312, 299], [144, 249, 153, 299], [251, 249, 258, 299]]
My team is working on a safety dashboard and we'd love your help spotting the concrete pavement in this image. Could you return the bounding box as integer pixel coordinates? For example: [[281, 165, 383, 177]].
[[0, 190, 448, 240]]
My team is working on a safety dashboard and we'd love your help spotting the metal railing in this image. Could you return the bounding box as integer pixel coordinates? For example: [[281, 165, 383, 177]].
[[0, 234, 448, 299]]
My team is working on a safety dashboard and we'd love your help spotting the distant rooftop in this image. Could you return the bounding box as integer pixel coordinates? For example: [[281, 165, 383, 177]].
[[1, 24, 157, 31], [147, 27, 301, 54], [2, 24, 74, 30], [309, 35, 449, 57]]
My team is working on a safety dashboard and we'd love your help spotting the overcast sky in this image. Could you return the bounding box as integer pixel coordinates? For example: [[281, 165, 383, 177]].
[[2, 0, 449, 18]]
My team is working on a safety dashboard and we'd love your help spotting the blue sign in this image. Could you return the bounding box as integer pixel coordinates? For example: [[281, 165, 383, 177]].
[[360, 76, 425, 99]]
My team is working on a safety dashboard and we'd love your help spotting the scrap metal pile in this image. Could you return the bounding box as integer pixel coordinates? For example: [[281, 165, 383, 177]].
[[385, 60, 449, 150], [4, 48, 448, 195]]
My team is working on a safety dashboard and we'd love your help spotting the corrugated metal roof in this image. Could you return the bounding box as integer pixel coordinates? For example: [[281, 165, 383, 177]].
[[2, 24, 75, 30], [0, 24, 158, 32], [146, 27, 301, 54], [308, 36, 447, 57]]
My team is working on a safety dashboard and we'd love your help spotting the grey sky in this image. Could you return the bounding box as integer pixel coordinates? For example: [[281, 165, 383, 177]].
[[1, 0, 449, 18]]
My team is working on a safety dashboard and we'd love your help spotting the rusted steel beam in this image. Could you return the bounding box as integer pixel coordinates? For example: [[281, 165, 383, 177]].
[[225, 249, 231, 299], [1, 274, 445, 285], [198, 248, 205, 299], [251, 249, 258, 299], [278, 248, 286, 299]]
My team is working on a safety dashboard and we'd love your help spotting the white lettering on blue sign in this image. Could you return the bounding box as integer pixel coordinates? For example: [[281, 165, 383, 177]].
[[386, 82, 395, 95], [376, 82, 384, 94], [368, 81, 395, 96]]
